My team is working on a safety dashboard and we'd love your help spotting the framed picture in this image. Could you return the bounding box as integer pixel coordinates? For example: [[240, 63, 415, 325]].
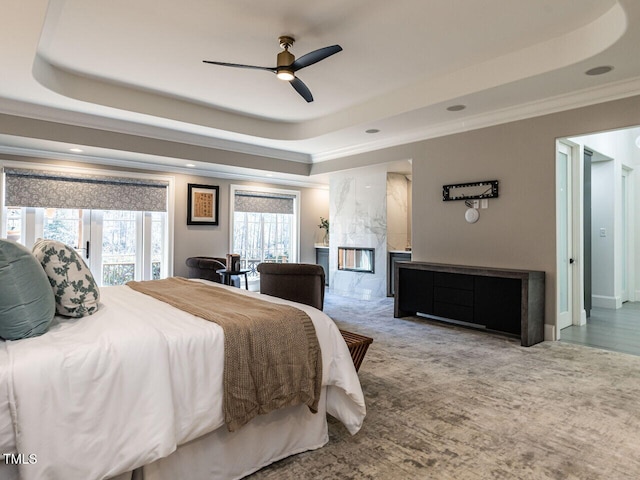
[[187, 184, 219, 225]]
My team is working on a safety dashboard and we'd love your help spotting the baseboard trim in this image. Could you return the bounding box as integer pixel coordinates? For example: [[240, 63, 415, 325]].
[[592, 295, 621, 309], [544, 324, 557, 341], [578, 309, 587, 326]]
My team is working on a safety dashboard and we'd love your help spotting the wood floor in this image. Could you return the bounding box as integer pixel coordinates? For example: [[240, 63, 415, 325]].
[[560, 302, 640, 356]]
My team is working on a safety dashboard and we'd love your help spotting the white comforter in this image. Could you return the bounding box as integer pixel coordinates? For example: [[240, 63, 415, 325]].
[[0, 281, 366, 480]]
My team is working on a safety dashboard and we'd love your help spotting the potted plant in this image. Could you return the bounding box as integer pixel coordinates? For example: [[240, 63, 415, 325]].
[[318, 217, 330, 246]]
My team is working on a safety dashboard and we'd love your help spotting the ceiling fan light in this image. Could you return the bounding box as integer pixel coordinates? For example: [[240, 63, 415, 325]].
[[276, 70, 294, 81]]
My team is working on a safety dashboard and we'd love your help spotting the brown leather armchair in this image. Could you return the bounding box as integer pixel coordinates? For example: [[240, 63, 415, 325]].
[[257, 263, 325, 310]]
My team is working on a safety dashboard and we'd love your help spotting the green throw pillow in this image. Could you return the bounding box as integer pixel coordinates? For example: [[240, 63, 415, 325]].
[[0, 239, 55, 340], [32, 239, 100, 318]]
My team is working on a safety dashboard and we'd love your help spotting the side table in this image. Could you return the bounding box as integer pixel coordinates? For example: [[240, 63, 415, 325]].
[[216, 268, 250, 290]]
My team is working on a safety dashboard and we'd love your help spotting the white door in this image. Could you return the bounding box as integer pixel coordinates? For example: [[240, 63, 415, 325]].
[[557, 142, 574, 330]]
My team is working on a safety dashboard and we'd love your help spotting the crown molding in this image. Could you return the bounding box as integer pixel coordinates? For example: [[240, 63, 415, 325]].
[[311, 76, 640, 163], [0, 98, 312, 164], [3, 75, 640, 169], [0, 145, 327, 189]]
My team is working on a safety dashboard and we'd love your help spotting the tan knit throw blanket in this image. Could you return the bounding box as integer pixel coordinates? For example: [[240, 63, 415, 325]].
[[127, 277, 322, 432]]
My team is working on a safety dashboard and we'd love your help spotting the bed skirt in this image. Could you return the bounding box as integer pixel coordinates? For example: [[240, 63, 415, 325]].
[[0, 388, 327, 480], [142, 388, 328, 480]]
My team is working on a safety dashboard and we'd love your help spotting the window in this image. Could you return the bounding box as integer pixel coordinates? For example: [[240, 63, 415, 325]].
[[1, 165, 173, 286], [230, 185, 300, 279], [3, 207, 167, 286]]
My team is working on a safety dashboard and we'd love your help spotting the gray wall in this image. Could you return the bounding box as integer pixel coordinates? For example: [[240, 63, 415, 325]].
[[590, 160, 616, 306], [173, 173, 329, 277], [329, 94, 640, 329]]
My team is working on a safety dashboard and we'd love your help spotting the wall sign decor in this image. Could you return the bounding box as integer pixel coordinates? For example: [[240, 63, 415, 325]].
[[443, 180, 499, 201], [187, 183, 219, 225]]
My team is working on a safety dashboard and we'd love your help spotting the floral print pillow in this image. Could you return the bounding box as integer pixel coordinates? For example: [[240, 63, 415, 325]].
[[32, 239, 100, 317]]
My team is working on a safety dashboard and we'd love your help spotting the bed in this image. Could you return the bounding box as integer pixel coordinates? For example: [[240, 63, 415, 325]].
[[0, 279, 366, 480]]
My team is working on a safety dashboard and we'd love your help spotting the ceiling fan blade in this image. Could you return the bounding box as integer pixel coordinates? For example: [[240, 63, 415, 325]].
[[202, 60, 276, 73], [291, 45, 342, 72], [290, 77, 313, 102]]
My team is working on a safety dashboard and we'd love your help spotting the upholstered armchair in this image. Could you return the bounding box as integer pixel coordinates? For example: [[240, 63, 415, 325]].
[[185, 256, 227, 283], [257, 263, 325, 311]]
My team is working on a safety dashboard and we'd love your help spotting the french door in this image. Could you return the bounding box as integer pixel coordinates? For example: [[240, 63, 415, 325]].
[[4, 207, 166, 286], [556, 142, 574, 330], [230, 185, 300, 280]]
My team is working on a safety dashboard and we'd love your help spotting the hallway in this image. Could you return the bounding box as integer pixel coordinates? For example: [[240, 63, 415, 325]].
[[560, 302, 640, 356]]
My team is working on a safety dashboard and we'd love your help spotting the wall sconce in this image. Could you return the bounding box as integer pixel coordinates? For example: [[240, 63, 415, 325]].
[[465, 208, 479, 223], [464, 200, 479, 223]]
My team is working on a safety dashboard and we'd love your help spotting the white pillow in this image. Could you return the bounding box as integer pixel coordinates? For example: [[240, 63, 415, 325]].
[[32, 239, 100, 317]]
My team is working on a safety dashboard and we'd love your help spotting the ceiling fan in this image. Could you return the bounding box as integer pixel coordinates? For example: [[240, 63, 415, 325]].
[[203, 36, 342, 103]]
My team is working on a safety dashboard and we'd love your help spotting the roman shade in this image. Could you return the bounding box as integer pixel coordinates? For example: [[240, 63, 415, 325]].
[[4, 168, 168, 212], [234, 190, 295, 215]]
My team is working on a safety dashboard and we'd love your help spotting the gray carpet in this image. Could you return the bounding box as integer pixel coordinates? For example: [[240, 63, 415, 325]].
[[249, 293, 640, 479]]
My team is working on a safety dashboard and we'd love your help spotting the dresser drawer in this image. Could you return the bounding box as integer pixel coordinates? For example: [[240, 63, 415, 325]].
[[434, 286, 474, 306], [434, 272, 474, 290]]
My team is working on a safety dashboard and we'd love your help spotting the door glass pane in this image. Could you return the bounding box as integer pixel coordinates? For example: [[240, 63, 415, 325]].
[[557, 151, 569, 313], [233, 211, 293, 277], [151, 212, 165, 280], [102, 210, 137, 285], [234, 212, 262, 276], [5, 207, 24, 243], [262, 213, 291, 263], [43, 209, 84, 250], [622, 174, 627, 293]]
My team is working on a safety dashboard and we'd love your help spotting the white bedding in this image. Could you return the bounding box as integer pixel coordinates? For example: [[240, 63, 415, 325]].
[[0, 281, 366, 480]]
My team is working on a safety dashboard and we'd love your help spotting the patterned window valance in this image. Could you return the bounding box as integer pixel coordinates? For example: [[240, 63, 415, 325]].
[[3, 168, 169, 212], [234, 190, 295, 215]]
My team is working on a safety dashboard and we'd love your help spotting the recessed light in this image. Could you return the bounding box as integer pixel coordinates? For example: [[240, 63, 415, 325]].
[[365, 185, 372, 189], [69, 148, 83, 153], [185, 163, 196, 168], [446, 104, 466, 112], [635, 136, 640, 149], [585, 66, 613, 76], [266, 174, 273, 177], [365, 129, 380, 134]]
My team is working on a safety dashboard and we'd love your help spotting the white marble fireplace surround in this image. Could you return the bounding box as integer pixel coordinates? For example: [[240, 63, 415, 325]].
[[330, 167, 387, 299]]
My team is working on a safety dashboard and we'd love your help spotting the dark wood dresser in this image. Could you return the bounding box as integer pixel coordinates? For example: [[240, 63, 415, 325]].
[[394, 262, 545, 346]]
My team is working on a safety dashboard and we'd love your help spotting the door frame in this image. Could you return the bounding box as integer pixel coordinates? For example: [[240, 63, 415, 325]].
[[621, 165, 634, 303], [556, 139, 587, 339]]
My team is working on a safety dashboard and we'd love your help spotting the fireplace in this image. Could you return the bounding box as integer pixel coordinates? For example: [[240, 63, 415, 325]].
[[337, 247, 375, 274]]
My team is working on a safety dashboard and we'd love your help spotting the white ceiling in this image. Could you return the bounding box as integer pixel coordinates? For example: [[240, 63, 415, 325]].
[[1, 0, 640, 184]]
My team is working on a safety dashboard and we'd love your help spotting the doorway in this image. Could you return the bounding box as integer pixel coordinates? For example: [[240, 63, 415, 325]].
[[557, 126, 640, 355]]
